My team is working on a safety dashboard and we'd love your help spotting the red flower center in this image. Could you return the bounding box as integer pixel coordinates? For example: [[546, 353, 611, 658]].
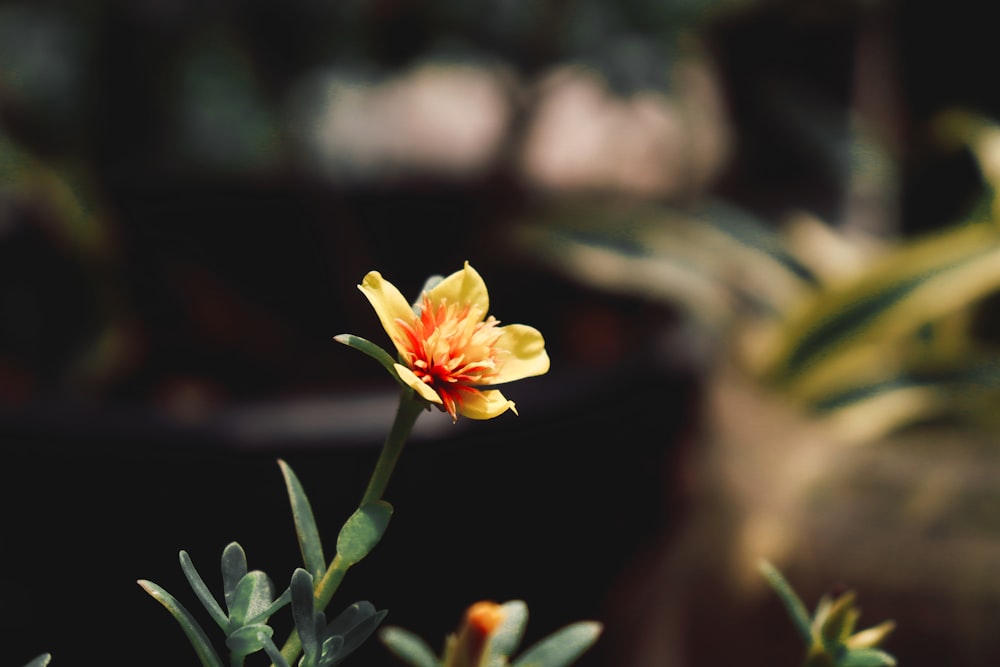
[[394, 294, 504, 419]]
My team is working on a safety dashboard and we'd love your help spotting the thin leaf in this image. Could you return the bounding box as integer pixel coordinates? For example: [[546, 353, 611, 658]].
[[335, 606, 388, 664], [758, 560, 813, 643], [22, 654, 51, 667], [260, 632, 293, 667], [138, 579, 225, 667], [841, 647, 897, 667], [261, 586, 293, 620], [336, 502, 393, 565], [179, 550, 229, 631], [333, 334, 403, 384], [326, 601, 377, 637], [279, 459, 327, 578], [511, 622, 602, 667], [320, 635, 346, 666], [490, 600, 529, 660], [291, 569, 319, 658], [378, 626, 441, 667], [767, 223, 1000, 391]]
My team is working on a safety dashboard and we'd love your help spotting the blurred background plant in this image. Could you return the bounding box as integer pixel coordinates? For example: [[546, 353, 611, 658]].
[[6, 0, 1000, 665]]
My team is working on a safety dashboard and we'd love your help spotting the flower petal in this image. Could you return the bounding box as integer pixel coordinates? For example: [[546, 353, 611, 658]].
[[459, 389, 517, 420], [493, 324, 550, 383], [427, 261, 489, 315], [394, 363, 443, 404], [359, 271, 417, 357]]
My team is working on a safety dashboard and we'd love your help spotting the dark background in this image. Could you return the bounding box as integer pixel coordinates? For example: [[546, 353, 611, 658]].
[[3, 0, 1000, 665]]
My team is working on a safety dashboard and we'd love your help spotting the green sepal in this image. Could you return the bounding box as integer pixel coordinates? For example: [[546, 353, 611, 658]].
[[759, 560, 813, 643], [511, 621, 602, 667], [226, 623, 274, 658], [138, 579, 225, 667], [179, 550, 229, 631], [336, 501, 393, 565], [379, 627, 441, 667], [840, 647, 897, 667], [489, 600, 529, 662], [22, 654, 51, 667], [333, 334, 403, 385], [279, 459, 327, 579]]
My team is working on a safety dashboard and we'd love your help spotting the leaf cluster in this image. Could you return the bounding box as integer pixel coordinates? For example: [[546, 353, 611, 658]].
[[759, 560, 896, 667], [137, 460, 391, 667]]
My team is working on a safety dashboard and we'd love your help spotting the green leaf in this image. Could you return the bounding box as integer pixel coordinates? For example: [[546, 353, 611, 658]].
[[221, 542, 249, 610], [291, 568, 320, 658], [511, 622, 602, 667], [262, 586, 293, 620], [320, 635, 346, 665], [138, 579, 225, 667], [228, 571, 277, 629], [226, 623, 274, 658], [840, 647, 897, 667], [336, 502, 393, 565], [378, 626, 441, 667], [768, 222, 1000, 396], [490, 600, 529, 661], [759, 560, 813, 643], [330, 603, 388, 665], [22, 654, 51, 667], [179, 550, 229, 631], [333, 334, 402, 385], [325, 601, 371, 636], [279, 459, 327, 579], [819, 593, 859, 648]]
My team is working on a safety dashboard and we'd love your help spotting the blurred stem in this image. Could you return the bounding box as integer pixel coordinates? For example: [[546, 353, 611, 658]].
[[275, 389, 425, 667]]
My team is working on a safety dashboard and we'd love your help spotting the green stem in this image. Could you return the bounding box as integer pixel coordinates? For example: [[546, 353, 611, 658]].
[[360, 390, 426, 506], [275, 389, 425, 667]]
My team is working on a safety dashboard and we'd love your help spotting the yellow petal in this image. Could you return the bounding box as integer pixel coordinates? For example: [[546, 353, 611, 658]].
[[427, 261, 489, 314], [359, 271, 416, 357], [493, 324, 550, 383], [393, 363, 443, 404], [459, 389, 517, 420]]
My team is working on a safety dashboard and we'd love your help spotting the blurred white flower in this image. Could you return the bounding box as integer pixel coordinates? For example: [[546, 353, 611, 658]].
[[288, 60, 515, 182]]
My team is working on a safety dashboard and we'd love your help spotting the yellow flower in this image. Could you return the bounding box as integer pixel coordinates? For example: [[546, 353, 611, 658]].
[[358, 261, 549, 421]]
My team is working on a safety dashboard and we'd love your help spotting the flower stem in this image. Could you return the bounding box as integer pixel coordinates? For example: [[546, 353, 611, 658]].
[[361, 390, 425, 506], [275, 389, 425, 667]]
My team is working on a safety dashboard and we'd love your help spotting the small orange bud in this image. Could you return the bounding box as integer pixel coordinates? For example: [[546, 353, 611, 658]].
[[465, 601, 506, 637], [446, 601, 507, 667]]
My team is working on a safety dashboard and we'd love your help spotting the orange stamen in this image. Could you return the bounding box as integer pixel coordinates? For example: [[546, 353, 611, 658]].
[[394, 294, 505, 420]]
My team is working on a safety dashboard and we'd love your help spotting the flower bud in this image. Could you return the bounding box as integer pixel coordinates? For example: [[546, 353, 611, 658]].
[[444, 601, 507, 667]]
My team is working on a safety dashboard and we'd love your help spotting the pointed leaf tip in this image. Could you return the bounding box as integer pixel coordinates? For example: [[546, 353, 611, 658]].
[[512, 621, 602, 667], [379, 626, 440, 667], [280, 459, 326, 578], [332, 334, 403, 384]]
